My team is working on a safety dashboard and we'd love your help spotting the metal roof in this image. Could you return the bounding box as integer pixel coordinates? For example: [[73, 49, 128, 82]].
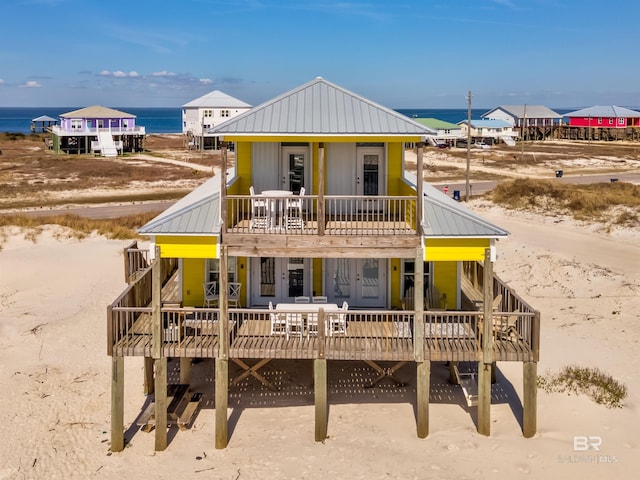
[[563, 105, 640, 118], [457, 119, 511, 128], [60, 105, 136, 118], [138, 175, 222, 236], [182, 90, 252, 109], [210, 77, 437, 137], [413, 118, 461, 130], [482, 105, 562, 119], [31, 115, 58, 122]]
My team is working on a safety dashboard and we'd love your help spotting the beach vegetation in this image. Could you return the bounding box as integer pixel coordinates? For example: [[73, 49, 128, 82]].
[[490, 178, 640, 224], [537, 365, 627, 408]]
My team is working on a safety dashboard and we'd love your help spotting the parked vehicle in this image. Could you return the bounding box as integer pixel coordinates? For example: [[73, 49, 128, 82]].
[[436, 143, 450, 149], [474, 142, 490, 149]]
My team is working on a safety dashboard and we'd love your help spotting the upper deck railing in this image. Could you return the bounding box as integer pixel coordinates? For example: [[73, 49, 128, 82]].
[[50, 125, 146, 135], [226, 194, 417, 236]]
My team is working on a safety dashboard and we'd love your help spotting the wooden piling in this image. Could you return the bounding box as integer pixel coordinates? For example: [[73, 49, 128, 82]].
[[144, 357, 154, 395], [110, 356, 124, 452], [215, 358, 228, 449], [314, 359, 328, 441], [416, 361, 430, 438], [523, 361, 537, 438], [154, 357, 168, 451]]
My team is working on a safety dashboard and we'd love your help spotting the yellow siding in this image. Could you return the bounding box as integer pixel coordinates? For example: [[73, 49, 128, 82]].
[[387, 142, 404, 195], [156, 236, 219, 259], [223, 135, 423, 143], [425, 238, 490, 262], [183, 258, 206, 307], [313, 258, 323, 296], [390, 258, 402, 308], [232, 142, 253, 195], [433, 262, 458, 310]]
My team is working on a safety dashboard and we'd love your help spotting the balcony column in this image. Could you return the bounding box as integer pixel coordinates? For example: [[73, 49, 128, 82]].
[[416, 142, 424, 233], [414, 247, 428, 438], [216, 244, 229, 449], [220, 141, 227, 235], [478, 248, 494, 436], [318, 142, 325, 236]]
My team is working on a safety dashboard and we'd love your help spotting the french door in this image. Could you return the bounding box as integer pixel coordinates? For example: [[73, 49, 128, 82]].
[[325, 258, 386, 308], [250, 257, 310, 306]]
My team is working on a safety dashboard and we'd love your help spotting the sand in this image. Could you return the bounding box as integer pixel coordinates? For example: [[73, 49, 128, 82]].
[[0, 207, 639, 479]]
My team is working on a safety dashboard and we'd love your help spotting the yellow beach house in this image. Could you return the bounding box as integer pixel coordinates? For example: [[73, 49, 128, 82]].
[[108, 77, 540, 451]]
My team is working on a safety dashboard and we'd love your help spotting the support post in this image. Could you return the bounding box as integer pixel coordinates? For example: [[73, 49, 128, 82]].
[[220, 141, 228, 235], [314, 359, 328, 442], [416, 361, 430, 438], [448, 361, 459, 384], [477, 248, 494, 436], [413, 248, 424, 362], [215, 358, 229, 449], [318, 143, 325, 236], [523, 361, 537, 438], [144, 357, 154, 395], [151, 246, 162, 360], [416, 142, 424, 233], [154, 357, 168, 451], [110, 356, 124, 452], [216, 245, 229, 449], [180, 357, 191, 385]]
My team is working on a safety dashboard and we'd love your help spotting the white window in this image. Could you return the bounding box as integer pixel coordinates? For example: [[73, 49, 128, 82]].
[[71, 119, 82, 130], [597, 118, 602, 125], [203, 109, 213, 117], [206, 258, 237, 285], [609, 118, 614, 125], [618, 117, 624, 125], [221, 109, 230, 117], [402, 260, 431, 300]]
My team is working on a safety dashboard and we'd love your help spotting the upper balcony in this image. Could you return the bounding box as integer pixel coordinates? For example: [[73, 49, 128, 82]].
[[226, 194, 418, 236], [50, 125, 146, 136]]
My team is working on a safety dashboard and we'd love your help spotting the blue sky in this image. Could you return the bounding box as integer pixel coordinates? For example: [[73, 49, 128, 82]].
[[1, 0, 638, 109]]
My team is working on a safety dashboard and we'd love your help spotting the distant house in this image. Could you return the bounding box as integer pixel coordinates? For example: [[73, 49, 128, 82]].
[[30, 115, 58, 133], [563, 106, 640, 128], [50, 106, 145, 156], [182, 90, 252, 149], [456, 119, 516, 145], [412, 118, 462, 146], [482, 105, 562, 128]]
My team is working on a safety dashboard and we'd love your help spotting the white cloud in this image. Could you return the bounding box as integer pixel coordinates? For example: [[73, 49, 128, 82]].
[[99, 70, 140, 78], [20, 81, 41, 88], [0, 79, 4, 85], [152, 70, 177, 77], [199, 78, 213, 85]]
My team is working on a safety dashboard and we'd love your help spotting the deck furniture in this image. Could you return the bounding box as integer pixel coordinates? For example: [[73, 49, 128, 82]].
[[285, 187, 305, 231], [311, 296, 328, 303], [262, 189, 293, 231], [294, 296, 310, 303], [203, 281, 219, 307], [249, 186, 269, 230], [228, 282, 242, 308], [275, 302, 342, 337], [268, 301, 287, 336]]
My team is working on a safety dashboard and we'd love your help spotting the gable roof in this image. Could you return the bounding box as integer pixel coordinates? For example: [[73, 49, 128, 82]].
[[32, 115, 58, 122], [457, 119, 511, 128], [483, 105, 562, 119], [60, 105, 136, 118], [563, 105, 640, 118], [182, 90, 252, 109], [210, 77, 436, 137], [413, 118, 461, 130]]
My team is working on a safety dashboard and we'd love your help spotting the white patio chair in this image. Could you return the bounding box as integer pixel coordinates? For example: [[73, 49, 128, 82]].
[[269, 301, 287, 336], [227, 282, 242, 308], [286, 312, 304, 338], [294, 296, 310, 303], [329, 301, 348, 336], [312, 296, 328, 303], [285, 186, 305, 231], [203, 281, 219, 307], [249, 186, 269, 230]]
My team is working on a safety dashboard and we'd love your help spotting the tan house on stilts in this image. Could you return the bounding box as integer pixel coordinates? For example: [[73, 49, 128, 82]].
[[108, 77, 540, 451]]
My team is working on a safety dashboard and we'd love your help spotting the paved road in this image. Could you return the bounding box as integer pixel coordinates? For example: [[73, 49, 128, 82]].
[[4, 172, 639, 219], [434, 172, 640, 198]]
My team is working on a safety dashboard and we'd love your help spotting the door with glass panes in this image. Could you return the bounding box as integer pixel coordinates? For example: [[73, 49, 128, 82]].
[[325, 258, 386, 308], [250, 257, 310, 306]]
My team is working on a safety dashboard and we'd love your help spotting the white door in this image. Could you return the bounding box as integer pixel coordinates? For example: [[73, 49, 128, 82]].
[[250, 257, 310, 306], [281, 146, 310, 194], [326, 258, 386, 308], [356, 147, 384, 196]]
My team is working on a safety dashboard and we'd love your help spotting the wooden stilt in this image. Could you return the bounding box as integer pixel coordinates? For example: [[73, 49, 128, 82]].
[[144, 357, 154, 395], [215, 358, 229, 449], [110, 356, 124, 452], [180, 357, 191, 385], [523, 361, 537, 438], [154, 357, 168, 451], [478, 248, 493, 436], [448, 361, 459, 384], [314, 359, 328, 442], [416, 361, 430, 438], [477, 361, 491, 436], [491, 362, 497, 384]]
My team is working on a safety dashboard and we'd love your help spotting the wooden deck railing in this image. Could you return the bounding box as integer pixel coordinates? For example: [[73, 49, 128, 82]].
[[226, 195, 417, 235], [123, 240, 151, 283]]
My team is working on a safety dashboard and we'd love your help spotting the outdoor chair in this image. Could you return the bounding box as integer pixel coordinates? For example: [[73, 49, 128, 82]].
[[328, 301, 348, 336], [249, 186, 269, 230], [203, 281, 219, 307], [294, 296, 310, 303], [312, 296, 328, 303], [227, 282, 242, 308], [269, 301, 287, 336], [285, 186, 305, 231]]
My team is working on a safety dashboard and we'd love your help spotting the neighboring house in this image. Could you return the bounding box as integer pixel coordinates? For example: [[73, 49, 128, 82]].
[[107, 77, 540, 451], [412, 118, 463, 146], [482, 105, 563, 128], [30, 115, 58, 133], [182, 90, 252, 149], [563, 105, 640, 128], [456, 119, 516, 145], [50, 106, 145, 156]]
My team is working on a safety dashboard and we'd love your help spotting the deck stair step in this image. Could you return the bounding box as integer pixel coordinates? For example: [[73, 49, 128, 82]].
[[97, 130, 118, 157], [453, 364, 478, 407], [136, 384, 202, 432]]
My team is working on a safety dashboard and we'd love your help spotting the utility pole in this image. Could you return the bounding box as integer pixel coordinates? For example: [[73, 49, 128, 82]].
[[465, 90, 472, 202], [521, 104, 527, 162]]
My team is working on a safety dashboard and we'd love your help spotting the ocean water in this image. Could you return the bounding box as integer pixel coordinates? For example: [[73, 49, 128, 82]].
[[0, 107, 576, 135], [0, 107, 182, 134]]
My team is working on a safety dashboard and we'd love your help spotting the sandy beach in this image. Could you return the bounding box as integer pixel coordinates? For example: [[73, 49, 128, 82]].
[[0, 199, 638, 479]]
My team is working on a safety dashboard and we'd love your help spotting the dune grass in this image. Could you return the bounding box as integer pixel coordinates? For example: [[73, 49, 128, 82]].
[[490, 178, 640, 224], [538, 365, 628, 408]]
